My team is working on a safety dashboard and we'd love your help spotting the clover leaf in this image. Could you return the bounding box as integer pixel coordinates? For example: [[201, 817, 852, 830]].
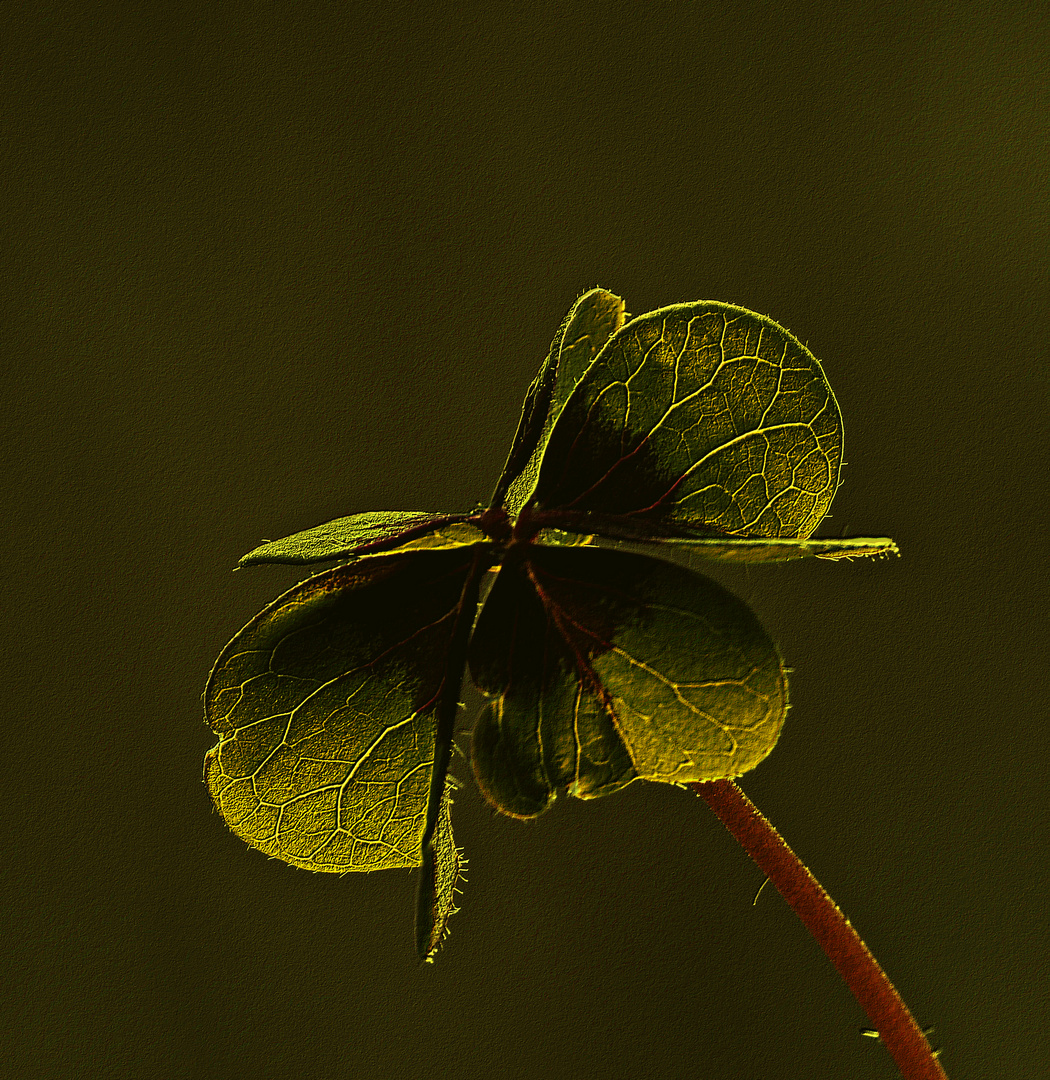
[[204, 289, 898, 970]]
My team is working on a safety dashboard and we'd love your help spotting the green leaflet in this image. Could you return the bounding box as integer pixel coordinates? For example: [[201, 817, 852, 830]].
[[528, 302, 843, 541], [416, 776, 465, 963], [238, 510, 479, 567], [468, 551, 638, 818], [646, 535, 898, 562], [492, 288, 627, 516], [533, 530, 899, 563], [468, 546, 787, 819], [204, 547, 486, 960], [205, 549, 473, 870]]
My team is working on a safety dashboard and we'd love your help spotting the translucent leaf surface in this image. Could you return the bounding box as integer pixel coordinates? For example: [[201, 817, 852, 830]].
[[388, 521, 489, 554], [238, 510, 474, 567], [492, 288, 626, 515], [534, 530, 899, 563], [416, 777, 465, 963], [468, 553, 637, 818], [529, 302, 843, 540], [644, 535, 898, 562], [468, 546, 787, 818], [204, 548, 481, 873]]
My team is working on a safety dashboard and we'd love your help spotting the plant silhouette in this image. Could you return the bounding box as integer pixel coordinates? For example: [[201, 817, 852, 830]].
[[204, 290, 944, 1080]]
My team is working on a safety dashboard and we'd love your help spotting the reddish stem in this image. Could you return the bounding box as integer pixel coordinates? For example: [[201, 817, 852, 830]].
[[689, 780, 947, 1080]]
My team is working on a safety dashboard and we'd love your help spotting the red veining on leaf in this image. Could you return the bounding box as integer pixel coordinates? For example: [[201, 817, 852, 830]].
[[522, 558, 622, 735]]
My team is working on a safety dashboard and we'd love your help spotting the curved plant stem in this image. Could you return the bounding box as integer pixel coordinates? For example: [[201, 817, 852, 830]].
[[689, 780, 947, 1080]]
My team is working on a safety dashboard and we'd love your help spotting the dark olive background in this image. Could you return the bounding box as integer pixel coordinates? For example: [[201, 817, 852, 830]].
[[5, 2, 1046, 1078]]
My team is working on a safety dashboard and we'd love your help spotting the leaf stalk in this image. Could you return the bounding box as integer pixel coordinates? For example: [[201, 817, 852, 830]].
[[689, 780, 947, 1080]]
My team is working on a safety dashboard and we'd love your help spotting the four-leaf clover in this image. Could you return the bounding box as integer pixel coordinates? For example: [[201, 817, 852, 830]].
[[204, 289, 896, 962]]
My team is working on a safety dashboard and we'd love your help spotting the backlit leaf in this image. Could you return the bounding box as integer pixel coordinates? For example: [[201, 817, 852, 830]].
[[492, 288, 626, 515], [529, 302, 843, 540], [468, 545, 787, 818], [468, 552, 637, 818], [204, 548, 483, 873], [416, 776, 465, 963], [238, 510, 474, 567], [534, 530, 899, 563], [389, 521, 489, 554]]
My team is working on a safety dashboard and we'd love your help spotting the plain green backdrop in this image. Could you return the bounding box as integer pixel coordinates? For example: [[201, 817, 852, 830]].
[[4, 2, 1046, 1078]]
